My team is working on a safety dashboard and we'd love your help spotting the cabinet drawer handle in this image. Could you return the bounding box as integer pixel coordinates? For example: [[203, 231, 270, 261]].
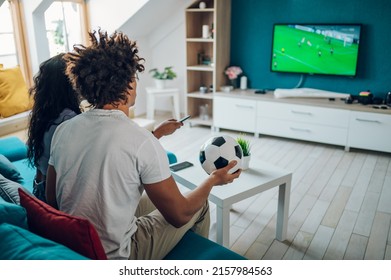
[[290, 127, 311, 132], [356, 118, 381, 123], [236, 104, 254, 109], [291, 110, 312, 115]]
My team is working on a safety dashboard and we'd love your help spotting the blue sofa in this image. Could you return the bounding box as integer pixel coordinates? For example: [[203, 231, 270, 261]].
[[0, 136, 246, 260]]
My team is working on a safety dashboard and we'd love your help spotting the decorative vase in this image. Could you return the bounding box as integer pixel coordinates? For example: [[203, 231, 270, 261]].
[[154, 79, 166, 89], [230, 79, 238, 89], [241, 155, 251, 170]]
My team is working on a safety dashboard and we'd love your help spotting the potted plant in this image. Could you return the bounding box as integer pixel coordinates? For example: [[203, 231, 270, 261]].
[[149, 66, 177, 89], [236, 135, 251, 170]]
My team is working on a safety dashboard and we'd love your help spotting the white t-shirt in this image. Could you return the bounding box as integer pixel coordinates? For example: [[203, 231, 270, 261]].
[[49, 109, 171, 259]]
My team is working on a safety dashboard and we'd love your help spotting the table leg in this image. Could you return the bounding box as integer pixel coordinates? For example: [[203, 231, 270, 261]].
[[147, 93, 154, 120], [173, 93, 180, 120], [276, 179, 291, 241], [215, 205, 231, 247]]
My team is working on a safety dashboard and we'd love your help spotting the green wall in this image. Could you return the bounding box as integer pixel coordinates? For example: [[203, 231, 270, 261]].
[[230, 0, 391, 98]]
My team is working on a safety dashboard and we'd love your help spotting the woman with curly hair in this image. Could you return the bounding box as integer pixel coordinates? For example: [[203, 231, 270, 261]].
[[26, 53, 81, 202], [46, 29, 240, 260]]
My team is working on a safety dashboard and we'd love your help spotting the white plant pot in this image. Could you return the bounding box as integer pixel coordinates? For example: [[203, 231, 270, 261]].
[[241, 155, 251, 170], [154, 79, 166, 89]]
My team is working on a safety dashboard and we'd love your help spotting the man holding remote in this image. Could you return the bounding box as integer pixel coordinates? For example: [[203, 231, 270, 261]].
[[150, 115, 190, 139], [46, 29, 241, 260]]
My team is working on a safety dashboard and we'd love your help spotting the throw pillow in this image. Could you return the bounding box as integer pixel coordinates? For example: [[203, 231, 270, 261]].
[[18, 188, 107, 260], [0, 173, 25, 205], [0, 155, 23, 183], [0, 198, 28, 229], [0, 66, 33, 118]]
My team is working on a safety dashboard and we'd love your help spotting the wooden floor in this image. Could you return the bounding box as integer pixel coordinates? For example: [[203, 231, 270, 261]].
[[155, 112, 391, 260], [4, 112, 390, 260]]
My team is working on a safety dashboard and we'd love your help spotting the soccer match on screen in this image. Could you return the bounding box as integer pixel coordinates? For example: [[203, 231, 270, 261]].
[[271, 24, 361, 76]]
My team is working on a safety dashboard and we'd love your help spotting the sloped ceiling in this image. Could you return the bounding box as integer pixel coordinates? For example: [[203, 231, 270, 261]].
[[118, 0, 193, 39]]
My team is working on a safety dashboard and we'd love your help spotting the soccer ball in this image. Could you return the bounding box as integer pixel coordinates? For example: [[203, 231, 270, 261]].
[[199, 135, 243, 175]]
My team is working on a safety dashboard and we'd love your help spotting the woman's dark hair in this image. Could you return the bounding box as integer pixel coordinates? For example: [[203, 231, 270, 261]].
[[27, 53, 81, 167], [64, 29, 145, 108]]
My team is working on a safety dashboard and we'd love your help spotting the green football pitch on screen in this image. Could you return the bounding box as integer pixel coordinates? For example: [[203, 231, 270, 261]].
[[271, 25, 359, 76]]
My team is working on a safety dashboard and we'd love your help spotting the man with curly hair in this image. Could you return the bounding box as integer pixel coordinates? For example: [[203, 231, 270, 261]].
[[46, 29, 241, 260]]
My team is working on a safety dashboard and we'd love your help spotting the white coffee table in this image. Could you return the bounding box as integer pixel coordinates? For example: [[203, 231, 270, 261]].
[[171, 158, 292, 247]]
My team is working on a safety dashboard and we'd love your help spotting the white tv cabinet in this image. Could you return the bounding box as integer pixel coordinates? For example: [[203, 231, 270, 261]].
[[213, 90, 391, 153]]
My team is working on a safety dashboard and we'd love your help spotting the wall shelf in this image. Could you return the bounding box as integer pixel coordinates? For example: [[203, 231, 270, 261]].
[[187, 92, 214, 99], [186, 38, 214, 43], [186, 65, 214, 71], [186, 8, 215, 12]]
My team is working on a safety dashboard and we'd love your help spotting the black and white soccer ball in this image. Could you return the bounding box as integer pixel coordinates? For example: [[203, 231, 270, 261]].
[[199, 135, 243, 175]]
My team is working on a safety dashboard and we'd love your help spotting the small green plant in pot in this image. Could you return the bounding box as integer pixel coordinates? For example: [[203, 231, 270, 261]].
[[149, 66, 177, 88], [236, 135, 251, 170]]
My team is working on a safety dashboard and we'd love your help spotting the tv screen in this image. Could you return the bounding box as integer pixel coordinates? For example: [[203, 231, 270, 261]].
[[271, 24, 361, 76]]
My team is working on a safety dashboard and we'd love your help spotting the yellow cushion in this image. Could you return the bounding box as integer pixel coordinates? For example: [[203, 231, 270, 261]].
[[0, 66, 32, 118]]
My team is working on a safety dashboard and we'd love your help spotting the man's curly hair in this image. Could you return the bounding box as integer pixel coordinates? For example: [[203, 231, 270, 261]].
[[64, 29, 145, 108]]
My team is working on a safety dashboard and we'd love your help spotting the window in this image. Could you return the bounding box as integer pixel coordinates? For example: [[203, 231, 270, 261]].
[[0, 0, 31, 85], [0, 0, 89, 86], [0, 0, 19, 67], [44, 0, 87, 57]]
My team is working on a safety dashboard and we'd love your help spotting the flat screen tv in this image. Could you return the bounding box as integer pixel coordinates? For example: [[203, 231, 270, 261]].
[[271, 24, 362, 76]]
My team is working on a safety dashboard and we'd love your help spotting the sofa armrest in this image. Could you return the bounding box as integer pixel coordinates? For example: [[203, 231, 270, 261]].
[[0, 136, 28, 162], [0, 111, 30, 137]]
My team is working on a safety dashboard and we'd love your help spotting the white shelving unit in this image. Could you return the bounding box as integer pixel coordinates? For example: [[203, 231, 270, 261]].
[[185, 0, 231, 127]]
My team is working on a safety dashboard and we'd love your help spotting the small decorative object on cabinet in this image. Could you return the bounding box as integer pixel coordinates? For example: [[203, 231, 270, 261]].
[[202, 25, 210, 39], [236, 135, 251, 170], [185, 0, 231, 128], [240, 75, 247, 90], [225, 66, 242, 89], [149, 66, 177, 89]]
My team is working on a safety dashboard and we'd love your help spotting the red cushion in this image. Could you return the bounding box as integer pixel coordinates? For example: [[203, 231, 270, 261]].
[[18, 188, 107, 260]]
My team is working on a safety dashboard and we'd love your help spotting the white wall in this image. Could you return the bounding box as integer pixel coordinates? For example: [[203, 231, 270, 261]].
[[146, 17, 186, 117], [117, 0, 192, 117], [21, 0, 192, 117], [87, 0, 148, 34], [88, 0, 192, 117]]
